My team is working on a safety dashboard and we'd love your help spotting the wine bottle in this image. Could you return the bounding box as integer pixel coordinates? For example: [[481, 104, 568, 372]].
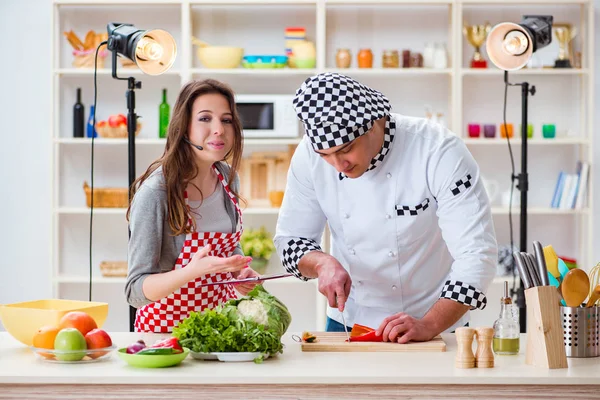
[[159, 88, 170, 138], [73, 88, 84, 138], [87, 104, 97, 138]]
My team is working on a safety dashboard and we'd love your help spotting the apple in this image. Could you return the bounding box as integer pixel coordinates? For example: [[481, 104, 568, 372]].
[[54, 328, 87, 361], [108, 114, 127, 128], [85, 329, 112, 359]]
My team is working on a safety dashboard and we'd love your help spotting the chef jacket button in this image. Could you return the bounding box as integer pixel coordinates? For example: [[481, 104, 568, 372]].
[[349, 249, 355, 255], [386, 173, 392, 178], [392, 285, 398, 290], [386, 214, 391, 219], [388, 251, 395, 257], [343, 213, 349, 219]]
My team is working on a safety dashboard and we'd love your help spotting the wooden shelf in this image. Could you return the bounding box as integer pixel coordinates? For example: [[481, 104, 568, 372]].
[[461, 138, 590, 145], [54, 68, 181, 76], [461, 68, 589, 76], [491, 207, 589, 215], [190, 68, 318, 75], [56, 276, 127, 283], [55, 138, 302, 145]]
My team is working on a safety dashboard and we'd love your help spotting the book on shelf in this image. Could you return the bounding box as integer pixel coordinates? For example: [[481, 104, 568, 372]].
[[550, 161, 589, 210]]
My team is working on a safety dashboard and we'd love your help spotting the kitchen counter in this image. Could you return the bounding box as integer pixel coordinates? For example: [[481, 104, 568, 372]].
[[1, 332, 600, 399]]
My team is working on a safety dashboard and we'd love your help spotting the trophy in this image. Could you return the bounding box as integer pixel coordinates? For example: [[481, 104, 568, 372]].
[[554, 24, 577, 68], [463, 22, 492, 68]]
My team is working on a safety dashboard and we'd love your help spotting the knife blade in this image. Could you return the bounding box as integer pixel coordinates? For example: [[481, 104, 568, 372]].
[[340, 311, 350, 342], [523, 252, 541, 287], [514, 252, 533, 289], [533, 241, 550, 286], [195, 272, 293, 288]]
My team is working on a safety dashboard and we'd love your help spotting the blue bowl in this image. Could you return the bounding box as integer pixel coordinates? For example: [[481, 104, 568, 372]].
[[242, 55, 288, 68]]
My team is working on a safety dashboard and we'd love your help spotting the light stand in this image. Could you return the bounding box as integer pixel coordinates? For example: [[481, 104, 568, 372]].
[[486, 15, 553, 333], [504, 70, 536, 332], [106, 23, 176, 332]]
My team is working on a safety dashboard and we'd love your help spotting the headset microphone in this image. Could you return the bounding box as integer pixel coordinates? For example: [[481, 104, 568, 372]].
[[183, 137, 203, 151]]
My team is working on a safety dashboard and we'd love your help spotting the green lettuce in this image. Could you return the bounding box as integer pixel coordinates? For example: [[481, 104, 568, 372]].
[[172, 284, 292, 361]]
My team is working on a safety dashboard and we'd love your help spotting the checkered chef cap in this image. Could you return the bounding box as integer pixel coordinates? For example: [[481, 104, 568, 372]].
[[292, 72, 391, 150]]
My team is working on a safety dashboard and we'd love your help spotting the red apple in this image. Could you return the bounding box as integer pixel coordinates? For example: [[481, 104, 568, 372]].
[[85, 329, 112, 359], [108, 114, 127, 128]]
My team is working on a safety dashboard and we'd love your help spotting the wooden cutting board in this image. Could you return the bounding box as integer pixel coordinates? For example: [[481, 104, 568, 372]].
[[300, 332, 446, 352]]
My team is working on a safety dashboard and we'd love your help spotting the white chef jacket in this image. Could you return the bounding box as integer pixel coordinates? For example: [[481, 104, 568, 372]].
[[274, 113, 498, 332]]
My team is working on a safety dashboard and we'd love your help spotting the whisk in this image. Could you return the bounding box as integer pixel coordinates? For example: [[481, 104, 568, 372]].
[[588, 262, 600, 304]]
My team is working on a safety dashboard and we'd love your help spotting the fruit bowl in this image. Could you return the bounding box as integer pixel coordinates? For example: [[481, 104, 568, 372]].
[[30, 345, 117, 364], [117, 347, 190, 368], [0, 299, 108, 346]]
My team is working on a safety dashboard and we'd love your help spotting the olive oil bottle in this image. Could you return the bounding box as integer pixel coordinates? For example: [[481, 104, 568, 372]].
[[492, 281, 520, 355]]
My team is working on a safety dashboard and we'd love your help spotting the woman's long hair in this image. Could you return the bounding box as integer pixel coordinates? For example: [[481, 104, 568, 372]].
[[126, 79, 244, 235]]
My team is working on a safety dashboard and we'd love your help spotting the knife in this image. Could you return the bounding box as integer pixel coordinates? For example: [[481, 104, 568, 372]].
[[195, 272, 294, 288], [533, 241, 550, 286], [514, 251, 533, 289], [341, 311, 350, 342], [522, 252, 541, 287]]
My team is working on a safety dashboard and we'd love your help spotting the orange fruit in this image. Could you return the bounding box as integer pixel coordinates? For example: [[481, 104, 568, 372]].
[[32, 326, 60, 359], [58, 311, 97, 336]]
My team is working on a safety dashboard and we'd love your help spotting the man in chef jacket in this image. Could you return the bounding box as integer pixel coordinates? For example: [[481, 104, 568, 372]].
[[273, 72, 498, 343]]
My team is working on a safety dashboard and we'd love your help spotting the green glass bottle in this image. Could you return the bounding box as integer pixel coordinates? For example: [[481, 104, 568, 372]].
[[159, 88, 170, 138]]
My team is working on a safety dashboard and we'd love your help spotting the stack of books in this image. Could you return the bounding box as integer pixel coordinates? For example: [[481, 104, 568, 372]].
[[550, 161, 590, 209]]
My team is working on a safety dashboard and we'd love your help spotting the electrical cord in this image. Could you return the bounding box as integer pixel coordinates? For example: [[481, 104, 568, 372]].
[[502, 72, 518, 301], [89, 41, 108, 302]]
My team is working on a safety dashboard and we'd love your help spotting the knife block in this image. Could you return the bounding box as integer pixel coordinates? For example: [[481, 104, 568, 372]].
[[524, 286, 568, 369]]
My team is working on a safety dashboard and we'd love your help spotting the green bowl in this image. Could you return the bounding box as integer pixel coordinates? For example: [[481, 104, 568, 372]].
[[117, 348, 189, 368]]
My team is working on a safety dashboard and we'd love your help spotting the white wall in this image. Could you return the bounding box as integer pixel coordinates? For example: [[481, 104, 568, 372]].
[[0, 0, 598, 331]]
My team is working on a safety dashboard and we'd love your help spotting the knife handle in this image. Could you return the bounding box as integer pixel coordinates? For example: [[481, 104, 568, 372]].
[[533, 241, 550, 286], [514, 252, 533, 289]]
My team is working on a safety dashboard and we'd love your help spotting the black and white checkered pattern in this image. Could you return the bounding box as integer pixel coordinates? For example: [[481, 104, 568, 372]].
[[449, 174, 473, 196], [440, 280, 487, 310], [281, 238, 322, 281], [293, 72, 391, 150], [395, 198, 430, 216], [339, 117, 396, 180]]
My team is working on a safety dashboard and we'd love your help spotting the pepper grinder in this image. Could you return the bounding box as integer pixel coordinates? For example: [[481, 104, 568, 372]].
[[455, 327, 475, 368], [475, 327, 495, 368]]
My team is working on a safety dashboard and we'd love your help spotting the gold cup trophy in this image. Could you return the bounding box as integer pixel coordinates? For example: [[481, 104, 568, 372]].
[[554, 23, 577, 68], [463, 22, 492, 68]]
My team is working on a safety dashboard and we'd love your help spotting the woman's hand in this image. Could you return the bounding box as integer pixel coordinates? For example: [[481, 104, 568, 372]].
[[188, 245, 251, 278], [233, 267, 261, 295]]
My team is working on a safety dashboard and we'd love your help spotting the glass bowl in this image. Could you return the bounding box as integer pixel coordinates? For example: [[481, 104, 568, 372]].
[[30, 345, 117, 363]]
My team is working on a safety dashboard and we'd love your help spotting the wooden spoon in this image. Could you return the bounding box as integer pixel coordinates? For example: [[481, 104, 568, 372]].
[[562, 268, 590, 307], [585, 284, 600, 307]]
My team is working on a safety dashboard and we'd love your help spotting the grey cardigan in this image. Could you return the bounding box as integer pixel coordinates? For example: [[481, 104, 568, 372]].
[[125, 162, 243, 309]]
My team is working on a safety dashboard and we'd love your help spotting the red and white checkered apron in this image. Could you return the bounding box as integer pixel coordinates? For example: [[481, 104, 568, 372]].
[[134, 166, 243, 333]]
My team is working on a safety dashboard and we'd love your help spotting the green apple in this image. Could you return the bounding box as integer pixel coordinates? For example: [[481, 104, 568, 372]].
[[54, 328, 87, 361]]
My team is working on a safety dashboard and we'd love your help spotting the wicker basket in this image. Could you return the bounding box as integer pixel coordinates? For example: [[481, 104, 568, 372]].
[[72, 48, 108, 69], [100, 261, 128, 277], [83, 182, 129, 208], [96, 121, 142, 139]]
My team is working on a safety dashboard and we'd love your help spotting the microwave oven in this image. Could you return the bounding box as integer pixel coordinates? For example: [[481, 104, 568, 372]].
[[235, 94, 299, 138]]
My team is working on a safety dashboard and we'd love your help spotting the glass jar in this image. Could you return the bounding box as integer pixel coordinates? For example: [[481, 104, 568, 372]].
[[357, 49, 373, 68], [335, 49, 351, 68], [492, 281, 520, 355], [382, 50, 399, 68]]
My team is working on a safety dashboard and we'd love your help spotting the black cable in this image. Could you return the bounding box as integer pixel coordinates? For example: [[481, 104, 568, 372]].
[[502, 73, 517, 300], [89, 41, 106, 302]]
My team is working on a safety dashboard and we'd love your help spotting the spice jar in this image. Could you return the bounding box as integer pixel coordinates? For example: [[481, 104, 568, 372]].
[[357, 49, 373, 68], [335, 49, 351, 68], [410, 52, 423, 68], [382, 50, 399, 68], [402, 50, 411, 68]]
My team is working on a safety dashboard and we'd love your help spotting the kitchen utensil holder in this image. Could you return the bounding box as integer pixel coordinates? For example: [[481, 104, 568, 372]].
[[524, 286, 568, 369], [561, 306, 600, 358]]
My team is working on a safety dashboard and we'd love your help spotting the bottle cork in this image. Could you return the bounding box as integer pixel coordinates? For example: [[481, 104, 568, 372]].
[[455, 327, 476, 368], [475, 327, 495, 368]]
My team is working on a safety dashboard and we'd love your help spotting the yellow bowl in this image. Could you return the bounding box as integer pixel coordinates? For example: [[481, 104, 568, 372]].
[[197, 47, 243, 69], [0, 299, 109, 346]]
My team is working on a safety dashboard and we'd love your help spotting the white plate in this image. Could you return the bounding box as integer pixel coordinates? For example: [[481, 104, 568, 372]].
[[189, 351, 218, 361], [189, 351, 268, 362], [214, 352, 268, 362]]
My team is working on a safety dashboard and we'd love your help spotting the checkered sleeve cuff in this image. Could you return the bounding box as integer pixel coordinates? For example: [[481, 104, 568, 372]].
[[281, 238, 322, 281], [440, 280, 487, 310]]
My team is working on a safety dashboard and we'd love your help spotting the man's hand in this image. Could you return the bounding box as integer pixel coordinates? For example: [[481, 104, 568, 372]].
[[376, 313, 436, 343], [316, 259, 352, 312], [298, 252, 351, 312], [376, 299, 470, 343]]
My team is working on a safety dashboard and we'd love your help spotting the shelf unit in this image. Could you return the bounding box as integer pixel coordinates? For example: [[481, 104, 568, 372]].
[[52, 0, 594, 332]]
